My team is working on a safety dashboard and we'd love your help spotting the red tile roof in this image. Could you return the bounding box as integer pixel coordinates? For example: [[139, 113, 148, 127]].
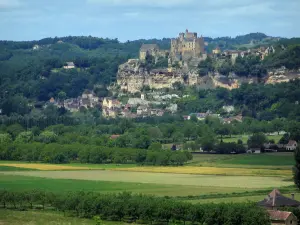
[[268, 210, 292, 221], [287, 140, 297, 146], [110, 135, 120, 140]]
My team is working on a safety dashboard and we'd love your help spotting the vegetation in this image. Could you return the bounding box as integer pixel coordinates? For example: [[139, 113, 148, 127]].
[[0, 143, 192, 165], [0, 209, 99, 225], [0, 174, 249, 197], [294, 146, 300, 189], [0, 190, 270, 225]]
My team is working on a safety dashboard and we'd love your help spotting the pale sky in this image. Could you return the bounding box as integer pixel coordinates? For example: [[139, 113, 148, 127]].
[[0, 0, 299, 41]]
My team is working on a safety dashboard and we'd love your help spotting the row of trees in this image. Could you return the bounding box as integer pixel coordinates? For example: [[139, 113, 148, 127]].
[[0, 190, 270, 225], [0, 143, 192, 165]]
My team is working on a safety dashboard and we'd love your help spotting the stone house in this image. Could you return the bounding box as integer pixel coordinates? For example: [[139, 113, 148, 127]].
[[212, 47, 221, 55], [102, 108, 118, 118], [102, 98, 121, 109], [268, 210, 297, 225], [63, 62, 75, 69], [137, 105, 149, 116], [139, 44, 160, 61], [286, 140, 297, 151]]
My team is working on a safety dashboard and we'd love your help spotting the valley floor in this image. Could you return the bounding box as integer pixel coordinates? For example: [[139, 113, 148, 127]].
[[0, 152, 296, 204]]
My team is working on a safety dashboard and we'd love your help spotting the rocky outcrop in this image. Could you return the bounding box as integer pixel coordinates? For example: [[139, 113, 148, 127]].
[[117, 60, 185, 93], [116, 59, 300, 93]]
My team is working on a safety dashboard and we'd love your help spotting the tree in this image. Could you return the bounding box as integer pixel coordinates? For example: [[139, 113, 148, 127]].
[[200, 133, 216, 151], [6, 124, 25, 139], [0, 133, 12, 144], [37, 131, 58, 143], [148, 142, 162, 150], [15, 131, 33, 143], [148, 127, 163, 140], [294, 146, 300, 189], [279, 133, 290, 144], [57, 91, 67, 103], [247, 133, 267, 149]]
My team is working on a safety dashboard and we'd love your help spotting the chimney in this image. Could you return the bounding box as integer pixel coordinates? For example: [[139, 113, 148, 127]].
[[291, 193, 295, 200]]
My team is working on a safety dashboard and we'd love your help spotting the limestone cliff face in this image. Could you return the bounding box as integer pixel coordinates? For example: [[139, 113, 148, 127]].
[[116, 60, 300, 93], [117, 59, 185, 93]]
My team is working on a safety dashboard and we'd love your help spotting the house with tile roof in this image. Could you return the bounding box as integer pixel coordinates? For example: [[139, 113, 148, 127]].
[[268, 210, 297, 225], [286, 140, 298, 151], [63, 62, 75, 69]]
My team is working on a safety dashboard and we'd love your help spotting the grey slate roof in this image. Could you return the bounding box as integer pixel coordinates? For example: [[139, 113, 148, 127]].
[[258, 189, 300, 208]]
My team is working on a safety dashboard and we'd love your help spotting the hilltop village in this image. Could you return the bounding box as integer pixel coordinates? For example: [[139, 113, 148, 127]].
[[116, 29, 283, 93], [44, 30, 300, 119]]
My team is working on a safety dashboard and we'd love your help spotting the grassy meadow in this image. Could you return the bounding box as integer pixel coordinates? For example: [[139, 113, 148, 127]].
[[0, 209, 127, 225], [221, 134, 283, 144]]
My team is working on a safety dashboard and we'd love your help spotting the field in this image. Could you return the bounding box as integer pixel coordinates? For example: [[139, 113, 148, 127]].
[[0, 209, 126, 225], [221, 134, 283, 144], [0, 152, 296, 208]]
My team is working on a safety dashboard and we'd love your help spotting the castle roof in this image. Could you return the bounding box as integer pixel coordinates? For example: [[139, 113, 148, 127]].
[[140, 44, 159, 51]]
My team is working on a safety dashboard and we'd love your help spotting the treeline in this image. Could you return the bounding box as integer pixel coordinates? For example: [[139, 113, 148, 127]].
[[0, 190, 270, 225], [178, 80, 300, 120], [0, 143, 192, 165]]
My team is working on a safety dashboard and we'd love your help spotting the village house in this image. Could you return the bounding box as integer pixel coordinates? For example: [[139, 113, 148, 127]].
[[33, 44, 40, 50], [212, 47, 221, 55], [268, 210, 298, 225], [222, 115, 243, 124], [102, 108, 118, 118], [63, 62, 75, 69], [258, 189, 300, 209], [137, 105, 150, 116], [150, 109, 165, 117], [102, 98, 121, 109], [286, 140, 298, 151]]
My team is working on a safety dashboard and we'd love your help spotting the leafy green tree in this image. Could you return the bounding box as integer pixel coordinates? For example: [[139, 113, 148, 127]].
[[247, 133, 267, 149], [6, 124, 25, 139], [294, 146, 300, 189], [0, 133, 12, 144], [37, 131, 58, 143], [15, 131, 33, 143]]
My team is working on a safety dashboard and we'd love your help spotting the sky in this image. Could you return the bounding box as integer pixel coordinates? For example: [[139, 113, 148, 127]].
[[0, 0, 299, 42]]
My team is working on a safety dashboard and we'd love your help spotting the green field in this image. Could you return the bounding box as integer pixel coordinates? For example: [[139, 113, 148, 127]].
[[186, 193, 300, 204], [0, 166, 37, 171], [190, 152, 294, 168], [221, 134, 283, 144], [0, 174, 249, 196], [0, 170, 293, 188], [0, 209, 127, 225], [0, 152, 296, 206]]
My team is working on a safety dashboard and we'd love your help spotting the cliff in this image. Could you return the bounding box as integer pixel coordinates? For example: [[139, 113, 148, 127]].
[[116, 59, 300, 93]]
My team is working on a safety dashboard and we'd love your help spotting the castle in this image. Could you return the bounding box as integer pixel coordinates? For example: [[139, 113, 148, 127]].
[[170, 29, 205, 61], [139, 29, 206, 66]]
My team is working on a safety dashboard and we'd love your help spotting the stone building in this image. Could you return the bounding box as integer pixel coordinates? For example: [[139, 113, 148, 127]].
[[268, 210, 298, 225], [139, 44, 160, 61], [170, 29, 205, 61]]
